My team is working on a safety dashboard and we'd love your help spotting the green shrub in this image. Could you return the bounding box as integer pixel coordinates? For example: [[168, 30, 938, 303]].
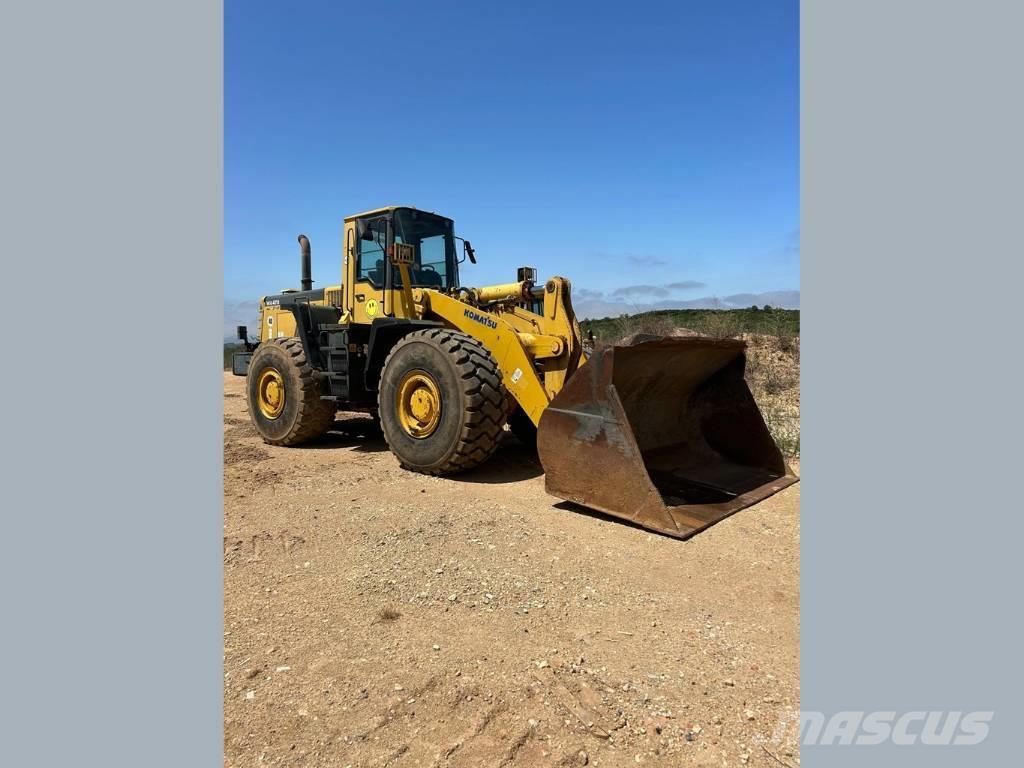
[[582, 308, 799, 341]]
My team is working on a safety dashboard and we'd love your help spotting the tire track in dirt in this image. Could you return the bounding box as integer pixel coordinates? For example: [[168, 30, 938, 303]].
[[223, 372, 801, 767]]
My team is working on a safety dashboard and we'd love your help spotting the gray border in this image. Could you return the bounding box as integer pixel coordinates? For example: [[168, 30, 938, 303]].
[[804, 0, 1022, 763], [2, 1, 222, 765], [4, 1, 1023, 765]]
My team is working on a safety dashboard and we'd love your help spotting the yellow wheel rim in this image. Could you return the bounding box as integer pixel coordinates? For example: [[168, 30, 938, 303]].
[[396, 370, 442, 438], [256, 367, 286, 419]]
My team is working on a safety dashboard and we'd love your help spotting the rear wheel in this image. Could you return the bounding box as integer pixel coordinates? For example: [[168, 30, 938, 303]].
[[378, 329, 509, 474], [246, 338, 335, 445]]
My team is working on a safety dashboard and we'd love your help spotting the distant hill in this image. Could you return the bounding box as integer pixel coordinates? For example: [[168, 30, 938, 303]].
[[573, 290, 799, 320], [224, 342, 246, 370], [582, 306, 799, 341]]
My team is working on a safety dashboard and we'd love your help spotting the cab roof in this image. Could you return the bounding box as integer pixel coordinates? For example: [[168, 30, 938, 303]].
[[343, 205, 449, 222]]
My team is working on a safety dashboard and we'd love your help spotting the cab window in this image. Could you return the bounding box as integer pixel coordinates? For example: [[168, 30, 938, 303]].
[[393, 208, 457, 290], [357, 217, 388, 287]]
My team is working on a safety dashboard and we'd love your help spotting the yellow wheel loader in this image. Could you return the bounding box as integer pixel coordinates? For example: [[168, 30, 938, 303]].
[[232, 206, 796, 539]]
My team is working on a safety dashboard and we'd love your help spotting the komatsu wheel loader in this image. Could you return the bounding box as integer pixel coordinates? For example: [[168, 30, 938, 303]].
[[232, 206, 796, 539]]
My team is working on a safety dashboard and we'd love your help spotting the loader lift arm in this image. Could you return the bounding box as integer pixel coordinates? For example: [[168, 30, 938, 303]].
[[405, 275, 583, 426], [415, 289, 556, 425]]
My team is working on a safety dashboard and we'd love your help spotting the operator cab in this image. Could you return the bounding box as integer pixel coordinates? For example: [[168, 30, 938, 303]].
[[344, 206, 466, 323], [356, 207, 459, 285]]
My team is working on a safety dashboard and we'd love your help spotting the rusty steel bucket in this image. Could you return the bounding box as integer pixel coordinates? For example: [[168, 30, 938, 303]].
[[536, 336, 798, 539]]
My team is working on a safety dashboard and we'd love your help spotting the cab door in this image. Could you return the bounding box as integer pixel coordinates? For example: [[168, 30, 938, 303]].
[[348, 214, 391, 324]]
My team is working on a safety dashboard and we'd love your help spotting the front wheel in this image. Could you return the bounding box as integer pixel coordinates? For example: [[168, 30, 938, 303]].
[[378, 329, 509, 474]]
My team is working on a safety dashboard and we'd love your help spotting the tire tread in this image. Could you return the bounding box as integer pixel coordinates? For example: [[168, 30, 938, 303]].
[[249, 337, 335, 446], [378, 329, 509, 474]]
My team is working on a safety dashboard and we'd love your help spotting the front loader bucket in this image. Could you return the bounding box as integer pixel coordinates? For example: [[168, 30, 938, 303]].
[[537, 337, 797, 539]]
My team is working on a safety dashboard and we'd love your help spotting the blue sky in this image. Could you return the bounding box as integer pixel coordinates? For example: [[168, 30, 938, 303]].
[[226, 0, 798, 330]]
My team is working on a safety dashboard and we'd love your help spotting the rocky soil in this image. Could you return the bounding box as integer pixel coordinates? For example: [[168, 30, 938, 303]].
[[224, 373, 800, 767]]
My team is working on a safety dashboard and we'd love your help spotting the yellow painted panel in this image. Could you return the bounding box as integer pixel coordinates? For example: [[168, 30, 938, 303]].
[[421, 291, 551, 425]]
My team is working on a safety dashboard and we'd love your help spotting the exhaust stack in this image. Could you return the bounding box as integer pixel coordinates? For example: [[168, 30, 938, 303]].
[[298, 234, 313, 291]]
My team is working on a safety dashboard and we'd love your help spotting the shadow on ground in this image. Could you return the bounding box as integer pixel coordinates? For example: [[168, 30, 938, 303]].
[[303, 417, 389, 453], [300, 420, 545, 484], [551, 500, 694, 541], [457, 438, 544, 483]]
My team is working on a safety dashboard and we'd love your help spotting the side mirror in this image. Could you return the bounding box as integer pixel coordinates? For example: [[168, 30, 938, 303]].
[[463, 239, 477, 264]]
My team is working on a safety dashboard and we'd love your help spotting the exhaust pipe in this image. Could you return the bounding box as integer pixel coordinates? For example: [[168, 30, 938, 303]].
[[298, 234, 313, 291]]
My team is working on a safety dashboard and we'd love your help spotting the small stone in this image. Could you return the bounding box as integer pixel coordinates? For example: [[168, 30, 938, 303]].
[[448, 593, 458, 602], [535, 659, 549, 669], [722, 679, 735, 686], [275, 665, 291, 672], [577, 750, 589, 765], [432, 644, 441, 651], [297, 708, 308, 716], [244, 690, 255, 700], [407, 698, 416, 704], [435, 568, 443, 574], [394, 684, 404, 691], [745, 710, 756, 721]]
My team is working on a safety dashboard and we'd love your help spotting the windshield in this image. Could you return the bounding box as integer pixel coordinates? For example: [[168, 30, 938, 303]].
[[392, 208, 457, 290]]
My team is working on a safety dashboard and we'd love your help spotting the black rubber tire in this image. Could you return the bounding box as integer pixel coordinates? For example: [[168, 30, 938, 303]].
[[507, 403, 538, 449], [246, 338, 335, 446], [378, 329, 509, 475]]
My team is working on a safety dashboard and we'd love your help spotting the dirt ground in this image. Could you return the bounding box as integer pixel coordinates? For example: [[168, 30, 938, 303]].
[[224, 372, 800, 767]]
